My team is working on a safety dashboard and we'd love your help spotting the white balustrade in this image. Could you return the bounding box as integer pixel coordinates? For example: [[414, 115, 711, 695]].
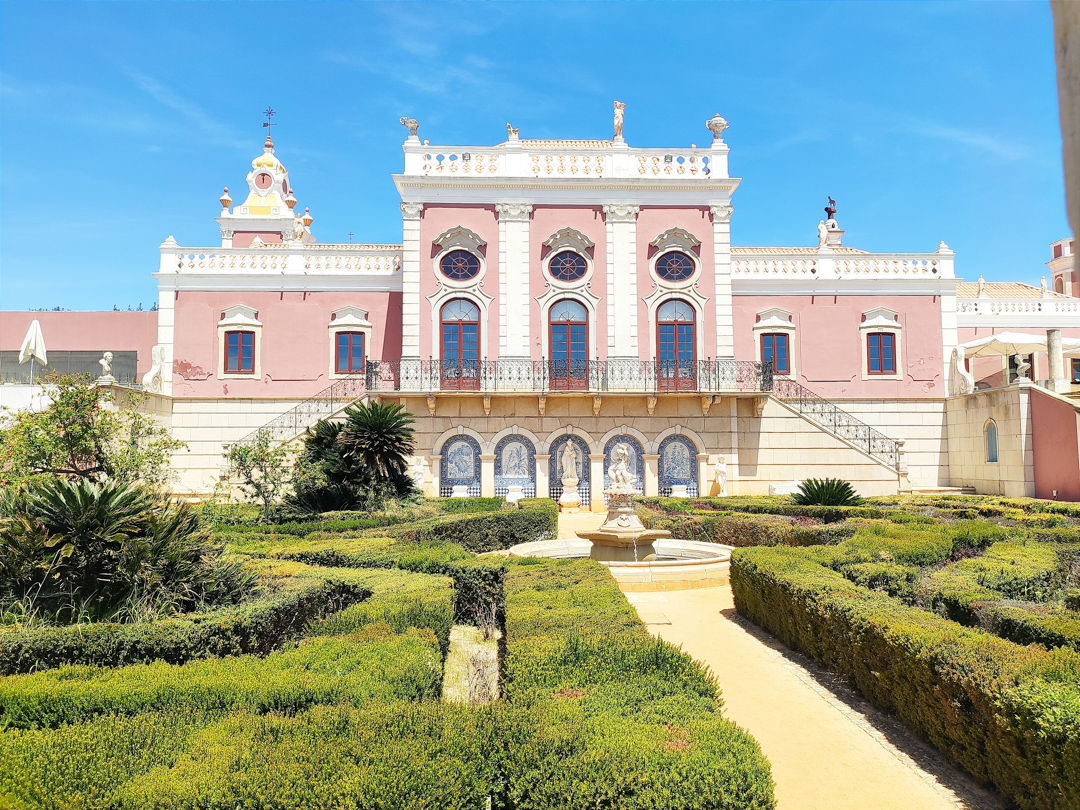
[[732, 257, 817, 276], [164, 245, 401, 276], [835, 256, 940, 276]]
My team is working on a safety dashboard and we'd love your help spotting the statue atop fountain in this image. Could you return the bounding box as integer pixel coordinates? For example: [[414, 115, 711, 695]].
[[576, 441, 670, 559]]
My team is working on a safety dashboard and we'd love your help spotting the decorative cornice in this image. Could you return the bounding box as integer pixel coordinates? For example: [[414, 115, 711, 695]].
[[400, 202, 424, 220], [432, 225, 487, 251], [650, 227, 701, 252], [602, 204, 640, 223], [494, 202, 533, 222], [543, 226, 595, 253], [710, 205, 734, 223]]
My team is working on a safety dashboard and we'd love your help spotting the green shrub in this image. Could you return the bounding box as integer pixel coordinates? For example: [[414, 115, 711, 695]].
[[501, 558, 776, 809], [1066, 590, 1080, 611], [0, 622, 442, 730], [792, 477, 864, 507], [731, 546, 1080, 810], [0, 562, 443, 674], [923, 542, 1063, 624], [838, 561, 920, 602], [637, 495, 885, 523], [977, 603, 1080, 653], [386, 499, 557, 553], [0, 478, 253, 624], [841, 521, 953, 566]]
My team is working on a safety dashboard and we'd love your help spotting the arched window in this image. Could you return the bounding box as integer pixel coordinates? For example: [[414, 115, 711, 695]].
[[985, 420, 999, 463], [549, 300, 588, 390], [1055, 276, 1065, 294], [439, 250, 481, 281], [548, 251, 588, 282], [655, 251, 696, 282], [657, 299, 696, 390], [440, 299, 480, 390]]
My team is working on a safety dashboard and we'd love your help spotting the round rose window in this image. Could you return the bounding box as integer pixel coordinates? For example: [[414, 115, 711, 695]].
[[254, 172, 273, 190], [548, 251, 587, 282], [655, 251, 695, 282], [440, 250, 480, 281]]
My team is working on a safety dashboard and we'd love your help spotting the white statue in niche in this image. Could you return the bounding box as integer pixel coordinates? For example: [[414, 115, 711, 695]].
[[607, 443, 636, 493], [502, 442, 529, 478], [714, 454, 728, 497], [560, 442, 579, 484], [446, 441, 474, 479]]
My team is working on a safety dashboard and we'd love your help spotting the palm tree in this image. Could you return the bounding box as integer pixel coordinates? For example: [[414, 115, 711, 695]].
[[337, 400, 415, 483]]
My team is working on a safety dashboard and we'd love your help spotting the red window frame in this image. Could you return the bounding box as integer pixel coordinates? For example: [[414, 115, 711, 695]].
[[224, 330, 254, 373], [866, 332, 896, 375], [440, 299, 481, 391], [657, 300, 696, 391], [759, 333, 790, 375], [335, 332, 365, 374], [549, 300, 589, 391]]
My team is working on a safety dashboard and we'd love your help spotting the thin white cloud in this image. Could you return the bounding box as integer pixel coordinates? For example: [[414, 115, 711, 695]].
[[905, 119, 1028, 163], [123, 69, 247, 149]]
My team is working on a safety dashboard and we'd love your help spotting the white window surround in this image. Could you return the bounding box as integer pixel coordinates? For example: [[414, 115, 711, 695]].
[[542, 227, 596, 289], [641, 286, 709, 362], [534, 287, 601, 362], [216, 304, 262, 380], [650, 241, 702, 289], [752, 308, 796, 378], [432, 226, 488, 289], [860, 307, 903, 381], [426, 288, 493, 361], [328, 306, 373, 379]]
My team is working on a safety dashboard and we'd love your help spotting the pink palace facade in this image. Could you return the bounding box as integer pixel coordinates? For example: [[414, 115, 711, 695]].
[[3, 112, 1079, 501]]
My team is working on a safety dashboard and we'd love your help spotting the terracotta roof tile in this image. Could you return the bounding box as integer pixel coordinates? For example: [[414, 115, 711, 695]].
[[956, 281, 1073, 299]]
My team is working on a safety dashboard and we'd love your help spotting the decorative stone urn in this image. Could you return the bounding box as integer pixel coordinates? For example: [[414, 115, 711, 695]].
[[451, 484, 470, 498], [505, 484, 524, 504]]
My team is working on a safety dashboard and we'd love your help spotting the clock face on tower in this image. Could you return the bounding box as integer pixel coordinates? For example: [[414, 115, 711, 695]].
[[254, 173, 273, 190]]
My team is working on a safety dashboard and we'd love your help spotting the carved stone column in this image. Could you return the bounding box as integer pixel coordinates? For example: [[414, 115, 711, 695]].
[[642, 453, 660, 497], [1048, 329, 1069, 393], [496, 203, 532, 361], [711, 205, 734, 360], [603, 204, 640, 359], [589, 453, 606, 512], [430, 454, 443, 497], [400, 202, 424, 360], [480, 453, 496, 497]]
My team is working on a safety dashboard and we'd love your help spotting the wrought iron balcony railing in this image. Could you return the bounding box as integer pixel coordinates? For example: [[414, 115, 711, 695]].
[[367, 358, 772, 395], [771, 376, 900, 469]]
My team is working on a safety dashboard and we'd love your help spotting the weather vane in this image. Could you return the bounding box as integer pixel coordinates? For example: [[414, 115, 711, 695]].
[[262, 107, 276, 139]]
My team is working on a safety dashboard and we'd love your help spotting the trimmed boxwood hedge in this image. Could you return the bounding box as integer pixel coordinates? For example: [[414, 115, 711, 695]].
[[732, 545, 1080, 810], [637, 507, 854, 548], [501, 558, 776, 809], [0, 562, 450, 675]]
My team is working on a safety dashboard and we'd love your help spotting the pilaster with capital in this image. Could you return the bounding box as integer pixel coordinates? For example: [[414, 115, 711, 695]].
[[710, 205, 735, 360], [400, 202, 424, 359], [589, 453, 606, 513], [603, 204, 640, 359], [480, 454, 496, 497], [495, 203, 533, 359]]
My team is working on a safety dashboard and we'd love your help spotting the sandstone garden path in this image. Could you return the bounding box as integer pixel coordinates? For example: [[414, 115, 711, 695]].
[[558, 512, 1005, 810]]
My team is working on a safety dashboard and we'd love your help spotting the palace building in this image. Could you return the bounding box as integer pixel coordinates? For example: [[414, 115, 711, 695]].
[[3, 110, 1078, 501]]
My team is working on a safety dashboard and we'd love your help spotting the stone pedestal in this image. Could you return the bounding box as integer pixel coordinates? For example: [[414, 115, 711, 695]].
[[451, 485, 470, 498], [559, 477, 581, 512], [505, 485, 524, 504], [670, 484, 689, 498], [575, 490, 670, 549]]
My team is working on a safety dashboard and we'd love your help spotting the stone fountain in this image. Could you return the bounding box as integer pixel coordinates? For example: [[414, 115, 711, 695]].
[[574, 442, 670, 561]]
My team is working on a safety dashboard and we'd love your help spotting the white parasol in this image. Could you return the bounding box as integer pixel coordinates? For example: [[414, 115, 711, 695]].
[[18, 319, 48, 382], [1062, 338, 1080, 359], [959, 331, 1048, 359]]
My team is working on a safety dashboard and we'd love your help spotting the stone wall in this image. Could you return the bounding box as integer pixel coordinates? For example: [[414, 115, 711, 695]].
[[946, 386, 1034, 497]]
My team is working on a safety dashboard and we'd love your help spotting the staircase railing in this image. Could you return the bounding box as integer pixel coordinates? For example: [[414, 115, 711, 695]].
[[233, 371, 369, 446], [770, 374, 900, 469]]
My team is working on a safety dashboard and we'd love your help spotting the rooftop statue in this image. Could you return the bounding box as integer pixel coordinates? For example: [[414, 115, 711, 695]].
[[399, 116, 419, 137], [613, 101, 626, 140], [817, 220, 829, 248], [506, 123, 519, 139]]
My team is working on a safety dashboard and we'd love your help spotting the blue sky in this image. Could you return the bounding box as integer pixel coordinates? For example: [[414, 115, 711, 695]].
[[0, 0, 1068, 311]]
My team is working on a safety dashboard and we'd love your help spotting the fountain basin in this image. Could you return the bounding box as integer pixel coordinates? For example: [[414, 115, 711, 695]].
[[507, 538, 733, 592]]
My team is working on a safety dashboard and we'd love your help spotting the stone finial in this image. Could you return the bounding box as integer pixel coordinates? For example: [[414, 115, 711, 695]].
[[706, 113, 729, 142], [399, 116, 419, 137], [937, 240, 951, 253], [977, 275, 986, 297], [302, 207, 313, 227], [1041, 276, 1050, 296], [219, 187, 232, 210]]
